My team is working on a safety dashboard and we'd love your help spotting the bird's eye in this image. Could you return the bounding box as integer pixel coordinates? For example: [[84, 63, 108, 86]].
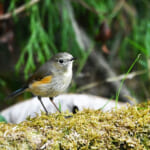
[[58, 59, 64, 64]]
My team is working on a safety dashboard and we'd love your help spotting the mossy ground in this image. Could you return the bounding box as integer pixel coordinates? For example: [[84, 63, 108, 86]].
[[0, 102, 150, 150]]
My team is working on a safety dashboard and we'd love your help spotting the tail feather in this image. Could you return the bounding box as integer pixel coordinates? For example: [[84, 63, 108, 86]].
[[5, 87, 27, 100]]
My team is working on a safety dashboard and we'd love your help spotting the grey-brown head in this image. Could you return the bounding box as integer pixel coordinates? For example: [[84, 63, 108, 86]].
[[50, 52, 76, 74]]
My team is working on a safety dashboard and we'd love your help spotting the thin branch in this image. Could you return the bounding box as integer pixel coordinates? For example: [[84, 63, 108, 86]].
[[77, 70, 147, 92], [106, 69, 147, 82], [0, 0, 40, 20], [71, 0, 99, 15]]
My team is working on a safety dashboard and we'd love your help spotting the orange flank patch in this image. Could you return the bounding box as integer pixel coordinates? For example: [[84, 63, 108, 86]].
[[31, 75, 52, 87]]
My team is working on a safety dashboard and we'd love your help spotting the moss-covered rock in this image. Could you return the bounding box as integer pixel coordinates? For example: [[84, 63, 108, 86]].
[[0, 102, 150, 149]]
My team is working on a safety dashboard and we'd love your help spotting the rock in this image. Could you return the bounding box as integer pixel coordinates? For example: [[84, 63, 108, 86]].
[[1, 94, 126, 123]]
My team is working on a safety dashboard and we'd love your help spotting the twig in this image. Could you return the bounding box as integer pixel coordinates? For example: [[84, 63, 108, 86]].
[[111, 0, 125, 17], [0, 0, 40, 20], [77, 82, 100, 92], [77, 70, 147, 93], [71, 0, 99, 15], [106, 69, 147, 82]]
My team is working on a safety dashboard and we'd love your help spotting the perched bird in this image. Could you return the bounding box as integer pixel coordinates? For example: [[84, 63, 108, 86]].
[[6, 52, 76, 115]]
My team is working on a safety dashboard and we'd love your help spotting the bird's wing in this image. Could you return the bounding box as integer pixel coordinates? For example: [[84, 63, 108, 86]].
[[26, 62, 53, 85]]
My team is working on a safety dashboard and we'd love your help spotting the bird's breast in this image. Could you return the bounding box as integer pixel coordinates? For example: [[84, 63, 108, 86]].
[[28, 70, 72, 97]]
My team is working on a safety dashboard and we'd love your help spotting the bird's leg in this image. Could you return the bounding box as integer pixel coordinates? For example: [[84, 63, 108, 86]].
[[38, 96, 48, 115], [49, 97, 61, 113]]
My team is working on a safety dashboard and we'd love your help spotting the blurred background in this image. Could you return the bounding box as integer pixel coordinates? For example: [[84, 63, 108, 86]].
[[0, 0, 150, 111]]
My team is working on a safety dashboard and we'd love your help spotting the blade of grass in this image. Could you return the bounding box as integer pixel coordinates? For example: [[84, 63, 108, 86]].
[[99, 96, 114, 111], [59, 102, 62, 112], [127, 38, 147, 55], [115, 54, 141, 108]]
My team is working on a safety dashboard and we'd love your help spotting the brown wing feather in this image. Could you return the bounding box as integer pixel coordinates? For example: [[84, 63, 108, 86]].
[[26, 61, 53, 85], [31, 75, 53, 87]]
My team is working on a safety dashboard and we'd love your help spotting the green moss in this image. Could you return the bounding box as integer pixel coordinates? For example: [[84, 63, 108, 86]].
[[0, 102, 150, 149]]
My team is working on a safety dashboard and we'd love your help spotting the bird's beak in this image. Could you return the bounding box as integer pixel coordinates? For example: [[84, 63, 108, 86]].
[[70, 57, 77, 61]]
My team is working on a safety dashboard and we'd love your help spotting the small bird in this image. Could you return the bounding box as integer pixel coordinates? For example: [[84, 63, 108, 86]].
[[6, 52, 76, 115]]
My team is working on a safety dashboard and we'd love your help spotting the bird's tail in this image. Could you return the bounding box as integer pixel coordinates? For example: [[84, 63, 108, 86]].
[[5, 86, 27, 100]]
